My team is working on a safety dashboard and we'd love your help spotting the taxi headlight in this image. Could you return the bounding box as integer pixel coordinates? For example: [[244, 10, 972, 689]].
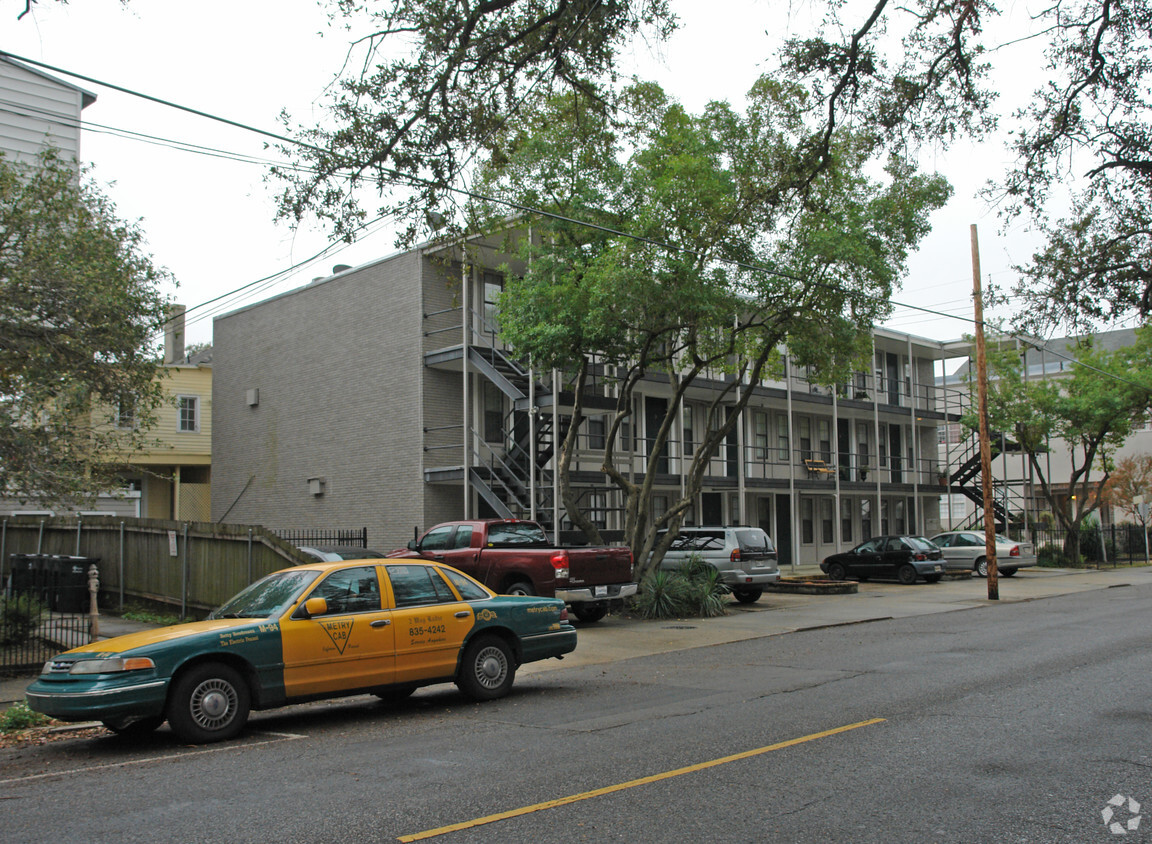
[[69, 657, 156, 675]]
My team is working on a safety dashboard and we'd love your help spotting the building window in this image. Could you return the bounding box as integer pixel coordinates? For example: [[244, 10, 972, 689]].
[[482, 271, 503, 335], [820, 498, 834, 543], [178, 396, 199, 432], [817, 418, 831, 462], [841, 498, 853, 543], [801, 498, 814, 544], [753, 411, 769, 460], [776, 414, 790, 461], [483, 383, 503, 444], [682, 404, 695, 458], [861, 498, 872, 538], [117, 399, 135, 429], [587, 415, 606, 450], [798, 417, 812, 461]]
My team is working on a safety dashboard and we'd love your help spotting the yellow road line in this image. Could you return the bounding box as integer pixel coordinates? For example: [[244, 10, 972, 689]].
[[398, 717, 886, 842]]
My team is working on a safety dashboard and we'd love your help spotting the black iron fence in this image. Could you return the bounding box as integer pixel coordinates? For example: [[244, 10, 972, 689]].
[[273, 527, 369, 548], [1021, 523, 1151, 566], [2, 554, 95, 675]]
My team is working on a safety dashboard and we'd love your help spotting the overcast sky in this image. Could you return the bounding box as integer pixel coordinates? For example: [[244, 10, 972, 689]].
[[6, 0, 1061, 349]]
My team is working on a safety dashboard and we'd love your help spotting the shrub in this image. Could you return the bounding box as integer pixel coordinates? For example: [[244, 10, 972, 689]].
[[1036, 543, 1067, 567], [0, 701, 51, 733], [631, 555, 730, 620], [1, 594, 46, 647]]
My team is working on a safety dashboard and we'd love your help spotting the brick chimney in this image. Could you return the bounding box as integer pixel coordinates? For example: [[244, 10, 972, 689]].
[[164, 304, 186, 364]]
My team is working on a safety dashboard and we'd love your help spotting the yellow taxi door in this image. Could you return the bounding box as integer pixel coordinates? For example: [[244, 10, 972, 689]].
[[383, 563, 474, 684], [280, 564, 396, 697]]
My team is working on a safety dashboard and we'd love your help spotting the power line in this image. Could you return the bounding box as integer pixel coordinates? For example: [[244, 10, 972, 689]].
[[0, 48, 993, 336]]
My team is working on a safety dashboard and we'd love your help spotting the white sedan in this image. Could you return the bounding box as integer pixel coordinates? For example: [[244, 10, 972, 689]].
[[928, 531, 1037, 577]]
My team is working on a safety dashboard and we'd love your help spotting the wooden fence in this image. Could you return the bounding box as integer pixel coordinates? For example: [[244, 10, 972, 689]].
[[0, 516, 313, 618]]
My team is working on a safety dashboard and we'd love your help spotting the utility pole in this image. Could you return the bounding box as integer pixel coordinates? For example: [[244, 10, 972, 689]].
[[972, 224, 998, 600]]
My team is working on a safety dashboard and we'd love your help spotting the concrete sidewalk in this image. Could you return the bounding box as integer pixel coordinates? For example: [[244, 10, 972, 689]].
[[5, 564, 1148, 706]]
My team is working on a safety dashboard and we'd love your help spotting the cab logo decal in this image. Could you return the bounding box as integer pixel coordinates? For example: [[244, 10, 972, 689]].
[[318, 618, 355, 654], [477, 609, 497, 622], [219, 629, 260, 647]]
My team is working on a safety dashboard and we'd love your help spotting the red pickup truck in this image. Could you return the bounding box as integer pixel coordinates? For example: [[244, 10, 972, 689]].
[[389, 519, 636, 623]]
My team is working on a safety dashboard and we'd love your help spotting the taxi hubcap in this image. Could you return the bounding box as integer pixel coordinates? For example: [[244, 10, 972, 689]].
[[191, 678, 237, 728], [475, 647, 507, 688]]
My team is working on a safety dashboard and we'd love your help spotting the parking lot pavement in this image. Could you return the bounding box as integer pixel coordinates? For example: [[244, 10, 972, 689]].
[[4, 565, 1149, 703], [519, 563, 1152, 674]]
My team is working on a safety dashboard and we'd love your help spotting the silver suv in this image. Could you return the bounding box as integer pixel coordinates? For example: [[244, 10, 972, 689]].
[[657, 526, 780, 603]]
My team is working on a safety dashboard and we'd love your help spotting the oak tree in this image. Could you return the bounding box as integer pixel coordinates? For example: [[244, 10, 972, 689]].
[[0, 149, 171, 505]]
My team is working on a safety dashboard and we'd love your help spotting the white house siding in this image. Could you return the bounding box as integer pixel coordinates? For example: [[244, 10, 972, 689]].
[[0, 57, 93, 165]]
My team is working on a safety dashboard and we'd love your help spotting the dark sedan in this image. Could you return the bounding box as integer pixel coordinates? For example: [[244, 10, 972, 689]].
[[821, 535, 946, 584]]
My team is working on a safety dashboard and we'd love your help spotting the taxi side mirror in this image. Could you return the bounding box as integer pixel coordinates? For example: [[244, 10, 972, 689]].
[[301, 597, 328, 618]]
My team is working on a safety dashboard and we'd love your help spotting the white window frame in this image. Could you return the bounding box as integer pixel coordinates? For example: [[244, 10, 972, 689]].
[[177, 395, 200, 433]]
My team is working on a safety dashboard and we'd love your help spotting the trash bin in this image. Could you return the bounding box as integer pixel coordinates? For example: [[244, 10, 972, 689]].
[[9, 553, 49, 604], [51, 556, 97, 614]]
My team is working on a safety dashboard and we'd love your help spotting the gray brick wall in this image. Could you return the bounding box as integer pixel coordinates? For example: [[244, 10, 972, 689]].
[[212, 251, 429, 548]]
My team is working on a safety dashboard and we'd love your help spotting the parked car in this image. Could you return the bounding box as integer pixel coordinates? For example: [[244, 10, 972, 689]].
[[296, 545, 386, 562], [390, 519, 635, 623], [821, 535, 946, 584], [927, 531, 1037, 577], [655, 526, 780, 603], [25, 559, 576, 743]]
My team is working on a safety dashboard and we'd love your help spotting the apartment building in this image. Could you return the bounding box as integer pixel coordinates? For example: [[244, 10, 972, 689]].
[[212, 233, 957, 566], [939, 327, 1152, 531]]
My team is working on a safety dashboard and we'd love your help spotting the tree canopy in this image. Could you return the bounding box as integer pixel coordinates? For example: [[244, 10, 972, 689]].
[[972, 327, 1152, 557], [273, 0, 1151, 334], [471, 82, 950, 570], [0, 149, 171, 505]]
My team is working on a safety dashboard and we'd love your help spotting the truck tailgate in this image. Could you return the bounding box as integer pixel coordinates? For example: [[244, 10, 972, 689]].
[[567, 548, 632, 586]]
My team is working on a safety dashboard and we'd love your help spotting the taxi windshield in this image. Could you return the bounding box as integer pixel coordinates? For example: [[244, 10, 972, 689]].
[[210, 569, 321, 619]]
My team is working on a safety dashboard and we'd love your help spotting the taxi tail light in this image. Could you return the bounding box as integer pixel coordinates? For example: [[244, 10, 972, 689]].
[[550, 550, 570, 580], [558, 607, 570, 622], [1010, 545, 1021, 557]]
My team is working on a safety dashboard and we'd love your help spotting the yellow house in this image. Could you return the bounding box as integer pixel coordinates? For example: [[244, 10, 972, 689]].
[[121, 346, 213, 521], [0, 307, 212, 521]]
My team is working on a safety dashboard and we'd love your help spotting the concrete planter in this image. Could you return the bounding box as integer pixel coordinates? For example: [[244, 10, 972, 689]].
[[765, 576, 858, 595]]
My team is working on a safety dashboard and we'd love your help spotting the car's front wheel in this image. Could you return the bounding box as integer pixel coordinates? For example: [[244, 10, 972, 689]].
[[457, 635, 516, 701], [975, 557, 988, 577], [897, 564, 919, 585], [826, 562, 847, 581], [166, 662, 250, 744]]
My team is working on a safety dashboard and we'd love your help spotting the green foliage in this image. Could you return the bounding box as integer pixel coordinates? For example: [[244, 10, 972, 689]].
[[630, 555, 730, 620], [120, 605, 180, 627], [0, 148, 172, 507], [0, 701, 51, 733], [471, 82, 948, 567], [0, 594, 45, 647], [1036, 544, 1068, 567], [968, 327, 1152, 542], [274, 0, 676, 244]]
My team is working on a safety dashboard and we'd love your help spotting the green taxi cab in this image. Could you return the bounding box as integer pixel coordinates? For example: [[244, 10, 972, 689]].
[[26, 559, 577, 743]]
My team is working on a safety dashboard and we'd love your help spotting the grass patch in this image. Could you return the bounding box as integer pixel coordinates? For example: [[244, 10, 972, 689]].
[[0, 700, 51, 734]]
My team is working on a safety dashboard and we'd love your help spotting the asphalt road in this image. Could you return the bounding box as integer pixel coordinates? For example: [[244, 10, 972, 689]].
[[3, 581, 1152, 843]]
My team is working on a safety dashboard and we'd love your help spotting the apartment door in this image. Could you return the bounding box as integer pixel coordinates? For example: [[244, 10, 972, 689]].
[[775, 494, 793, 567]]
